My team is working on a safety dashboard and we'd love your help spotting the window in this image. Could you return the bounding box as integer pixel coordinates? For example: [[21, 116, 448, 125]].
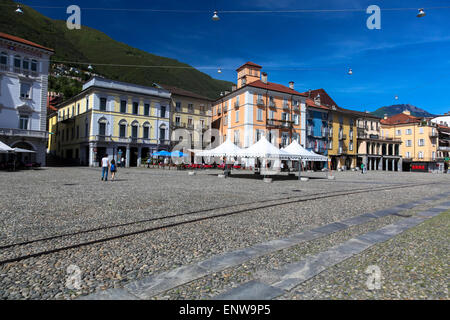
[[31, 60, 37, 72], [257, 108, 263, 121], [256, 129, 264, 142], [99, 123, 106, 136], [22, 58, 29, 70], [418, 151, 424, 159], [281, 113, 288, 121], [349, 142, 353, 151], [0, 52, 7, 67], [133, 102, 139, 115], [200, 119, 205, 128], [406, 129, 412, 135], [120, 100, 127, 113], [294, 114, 299, 125], [131, 125, 138, 138], [77, 103, 80, 115], [188, 118, 193, 127], [396, 129, 401, 136], [144, 103, 150, 116], [234, 130, 240, 145], [14, 55, 21, 69], [143, 126, 149, 139], [119, 124, 126, 137], [86, 97, 89, 110], [175, 102, 181, 112], [432, 151, 436, 160], [19, 115, 29, 130], [418, 139, 425, 146], [20, 83, 31, 98], [175, 116, 181, 125], [188, 103, 194, 113], [71, 106, 74, 117], [100, 98, 107, 111], [406, 140, 412, 147], [268, 110, 274, 119], [160, 106, 166, 118], [224, 115, 228, 125], [405, 151, 411, 158], [235, 110, 239, 122]]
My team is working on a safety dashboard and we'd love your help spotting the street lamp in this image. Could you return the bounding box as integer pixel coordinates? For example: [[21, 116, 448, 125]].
[[348, 68, 353, 75], [417, 8, 426, 18], [212, 11, 220, 21], [217, 68, 222, 73], [15, 5, 23, 14]]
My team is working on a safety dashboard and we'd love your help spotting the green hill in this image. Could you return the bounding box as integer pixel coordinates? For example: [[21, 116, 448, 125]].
[[371, 104, 436, 118], [0, 0, 233, 99]]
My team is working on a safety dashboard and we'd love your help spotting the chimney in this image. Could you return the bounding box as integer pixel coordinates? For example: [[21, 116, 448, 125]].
[[308, 89, 311, 98], [402, 110, 411, 115], [384, 113, 388, 120], [289, 81, 294, 90], [261, 72, 268, 84]]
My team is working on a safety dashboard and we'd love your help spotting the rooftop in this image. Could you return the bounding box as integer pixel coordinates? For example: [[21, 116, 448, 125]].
[[0, 32, 54, 53]]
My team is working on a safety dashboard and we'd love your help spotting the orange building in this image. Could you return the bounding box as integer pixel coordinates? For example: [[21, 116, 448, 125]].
[[212, 62, 307, 153]]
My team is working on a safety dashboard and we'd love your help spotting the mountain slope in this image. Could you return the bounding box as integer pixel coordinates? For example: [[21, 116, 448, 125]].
[[0, 0, 232, 99], [371, 104, 436, 118]]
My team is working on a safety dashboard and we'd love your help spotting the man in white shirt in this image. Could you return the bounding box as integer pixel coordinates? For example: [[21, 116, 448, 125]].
[[101, 154, 110, 181]]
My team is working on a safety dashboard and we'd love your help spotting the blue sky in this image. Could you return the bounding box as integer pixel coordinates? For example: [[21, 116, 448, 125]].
[[18, 0, 450, 114]]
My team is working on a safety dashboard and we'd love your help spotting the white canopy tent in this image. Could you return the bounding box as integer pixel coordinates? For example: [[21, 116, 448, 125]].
[[282, 140, 328, 162], [236, 136, 296, 159], [0, 141, 14, 153], [196, 138, 242, 158]]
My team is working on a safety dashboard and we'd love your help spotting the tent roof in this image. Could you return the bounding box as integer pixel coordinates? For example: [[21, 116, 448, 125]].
[[282, 140, 328, 161], [237, 137, 295, 159], [0, 141, 14, 153], [197, 138, 242, 157], [13, 147, 36, 153]]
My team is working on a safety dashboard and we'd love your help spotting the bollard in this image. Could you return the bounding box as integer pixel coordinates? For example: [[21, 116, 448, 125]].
[[218, 174, 226, 178], [188, 171, 196, 176], [327, 175, 336, 180], [300, 177, 309, 182]]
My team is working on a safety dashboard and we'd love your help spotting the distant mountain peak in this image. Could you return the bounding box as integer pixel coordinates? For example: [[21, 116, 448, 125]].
[[371, 104, 436, 118]]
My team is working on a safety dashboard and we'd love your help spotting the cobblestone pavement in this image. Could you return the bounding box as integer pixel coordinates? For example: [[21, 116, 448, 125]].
[[0, 167, 448, 299]]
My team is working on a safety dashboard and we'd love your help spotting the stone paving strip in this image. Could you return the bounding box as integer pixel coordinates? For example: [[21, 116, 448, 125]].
[[79, 192, 450, 300], [213, 201, 450, 300]]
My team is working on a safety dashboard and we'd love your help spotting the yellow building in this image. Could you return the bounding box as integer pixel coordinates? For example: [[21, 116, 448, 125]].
[[48, 77, 171, 167], [381, 111, 440, 171], [161, 85, 213, 150]]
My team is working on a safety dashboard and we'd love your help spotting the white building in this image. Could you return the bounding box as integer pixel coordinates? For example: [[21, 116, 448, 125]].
[[0, 32, 54, 166], [431, 113, 450, 127]]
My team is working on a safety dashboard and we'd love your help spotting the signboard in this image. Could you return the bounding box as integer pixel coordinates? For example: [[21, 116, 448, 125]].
[[411, 162, 428, 172]]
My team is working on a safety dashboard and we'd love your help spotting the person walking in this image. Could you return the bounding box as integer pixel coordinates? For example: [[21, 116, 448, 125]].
[[110, 159, 117, 181], [361, 163, 365, 174], [101, 154, 110, 181], [121, 156, 125, 168]]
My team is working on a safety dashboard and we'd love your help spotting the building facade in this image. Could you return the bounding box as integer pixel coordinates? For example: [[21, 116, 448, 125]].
[[211, 62, 307, 167], [356, 113, 402, 171], [0, 32, 54, 166], [48, 77, 171, 167], [161, 85, 213, 154], [381, 111, 441, 172]]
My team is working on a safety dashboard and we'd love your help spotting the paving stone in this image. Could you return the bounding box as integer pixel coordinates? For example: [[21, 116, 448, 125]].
[[340, 214, 375, 226], [312, 222, 348, 234], [215, 281, 284, 300], [78, 288, 137, 300]]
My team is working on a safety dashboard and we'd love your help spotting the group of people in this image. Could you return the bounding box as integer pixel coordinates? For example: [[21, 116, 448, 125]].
[[101, 154, 118, 181]]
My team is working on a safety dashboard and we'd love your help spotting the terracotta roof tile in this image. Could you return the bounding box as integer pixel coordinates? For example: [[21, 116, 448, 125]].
[[380, 113, 421, 125], [0, 32, 54, 52], [247, 80, 307, 96], [236, 61, 262, 71]]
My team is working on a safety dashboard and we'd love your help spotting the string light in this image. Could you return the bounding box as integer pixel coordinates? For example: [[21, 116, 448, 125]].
[[348, 68, 353, 75], [212, 11, 220, 21]]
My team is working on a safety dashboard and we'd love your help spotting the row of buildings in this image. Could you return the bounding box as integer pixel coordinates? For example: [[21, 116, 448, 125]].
[[0, 32, 449, 172]]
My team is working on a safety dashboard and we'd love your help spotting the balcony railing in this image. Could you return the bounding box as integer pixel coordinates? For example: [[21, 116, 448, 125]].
[[95, 135, 113, 142], [234, 101, 240, 108], [174, 122, 186, 128], [269, 101, 276, 108], [282, 102, 289, 109], [338, 133, 346, 140], [0, 128, 48, 139], [159, 139, 170, 145], [257, 99, 265, 107], [267, 119, 293, 128], [187, 124, 194, 129], [430, 131, 439, 137], [438, 146, 450, 152]]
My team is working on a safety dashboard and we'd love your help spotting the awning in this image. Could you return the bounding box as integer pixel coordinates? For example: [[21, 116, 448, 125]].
[[13, 148, 36, 153], [236, 137, 296, 159], [196, 138, 242, 157], [0, 141, 14, 153], [282, 140, 328, 161]]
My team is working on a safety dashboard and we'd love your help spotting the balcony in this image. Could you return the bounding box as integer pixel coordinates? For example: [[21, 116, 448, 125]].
[[438, 146, 450, 152], [159, 139, 170, 146], [257, 99, 265, 107], [268, 101, 276, 108], [234, 101, 240, 109], [282, 102, 289, 110], [430, 131, 439, 138], [267, 119, 293, 129], [187, 123, 194, 129], [0, 128, 48, 139], [338, 133, 346, 140], [173, 122, 186, 129], [95, 135, 113, 142]]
